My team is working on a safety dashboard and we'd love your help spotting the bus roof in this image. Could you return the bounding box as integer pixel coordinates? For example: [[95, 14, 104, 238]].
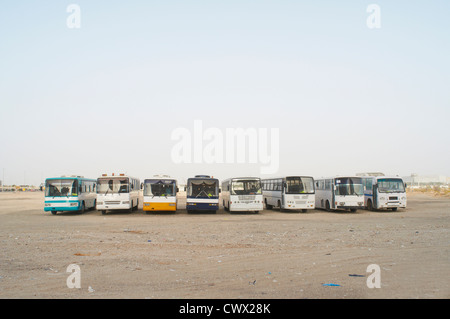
[[187, 176, 219, 181], [315, 176, 363, 180], [223, 177, 261, 181], [144, 178, 177, 183], [368, 176, 404, 181], [98, 174, 137, 178], [261, 175, 313, 180], [45, 176, 95, 181]]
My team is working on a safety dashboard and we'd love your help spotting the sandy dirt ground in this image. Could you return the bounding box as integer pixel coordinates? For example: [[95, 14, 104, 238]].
[[0, 191, 448, 299]]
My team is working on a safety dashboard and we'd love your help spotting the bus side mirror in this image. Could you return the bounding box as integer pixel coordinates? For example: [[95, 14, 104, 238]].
[[176, 187, 179, 192], [219, 188, 221, 193], [184, 186, 187, 191], [404, 183, 407, 188], [140, 183, 143, 190]]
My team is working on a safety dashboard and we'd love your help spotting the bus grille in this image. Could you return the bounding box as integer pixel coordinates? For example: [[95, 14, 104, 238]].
[[295, 200, 306, 205], [389, 197, 398, 201], [105, 201, 121, 205]]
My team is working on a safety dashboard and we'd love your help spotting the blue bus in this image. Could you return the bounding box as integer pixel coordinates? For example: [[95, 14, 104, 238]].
[[44, 176, 97, 214], [186, 175, 220, 213]]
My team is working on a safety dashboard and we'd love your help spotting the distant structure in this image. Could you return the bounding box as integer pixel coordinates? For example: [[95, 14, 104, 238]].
[[403, 174, 450, 186], [356, 172, 385, 177]]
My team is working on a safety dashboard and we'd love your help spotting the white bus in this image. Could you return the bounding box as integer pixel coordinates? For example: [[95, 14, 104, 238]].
[[362, 176, 407, 211], [143, 176, 178, 213], [96, 173, 140, 214], [261, 176, 315, 212], [315, 176, 364, 212], [44, 176, 96, 215], [222, 177, 263, 213]]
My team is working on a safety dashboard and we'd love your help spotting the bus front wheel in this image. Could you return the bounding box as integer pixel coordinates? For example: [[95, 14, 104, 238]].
[[325, 200, 331, 212]]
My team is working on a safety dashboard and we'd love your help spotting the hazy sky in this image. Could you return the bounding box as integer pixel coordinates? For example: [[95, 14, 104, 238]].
[[1, 1, 449, 185]]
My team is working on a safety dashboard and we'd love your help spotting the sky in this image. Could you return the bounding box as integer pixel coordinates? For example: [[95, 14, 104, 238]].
[[0, 0, 449, 186]]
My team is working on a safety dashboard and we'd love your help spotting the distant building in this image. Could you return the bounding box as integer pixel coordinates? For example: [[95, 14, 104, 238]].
[[356, 172, 385, 177], [403, 174, 450, 186]]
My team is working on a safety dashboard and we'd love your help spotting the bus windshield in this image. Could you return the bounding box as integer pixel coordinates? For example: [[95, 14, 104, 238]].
[[144, 180, 176, 196], [231, 180, 262, 195], [188, 179, 218, 198], [285, 177, 314, 194], [335, 177, 364, 196], [46, 179, 78, 197], [97, 178, 129, 194], [378, 179, 405, 193]]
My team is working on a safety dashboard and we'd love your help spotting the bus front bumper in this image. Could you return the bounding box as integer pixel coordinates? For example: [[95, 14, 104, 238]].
[[44, 203, 80, 212], [186, 202, 218, 211], [96, 203, 132, 210], [143, 202, 176, 211]]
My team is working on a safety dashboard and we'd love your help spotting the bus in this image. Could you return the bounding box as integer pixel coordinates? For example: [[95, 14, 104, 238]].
[[185, 175, 220, 213], [261, 176, 315, 212], [222, 177, 263, 213], [143, 176, 178, 212], [96, 173, 140, 214], [315, 176, 364, 212], [44, 176, 96, 214], [361, 175, 407, 211]]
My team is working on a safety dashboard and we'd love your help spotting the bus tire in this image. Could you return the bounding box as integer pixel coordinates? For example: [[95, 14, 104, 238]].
[[51, 211, 57, 215], [101, 210, 106, 215], [350, 208, 357, 212], [391, 208, 398, 212], [80, 202, 85, 214], [265, 199, 272, 210], [325, 200, 331, 212]]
